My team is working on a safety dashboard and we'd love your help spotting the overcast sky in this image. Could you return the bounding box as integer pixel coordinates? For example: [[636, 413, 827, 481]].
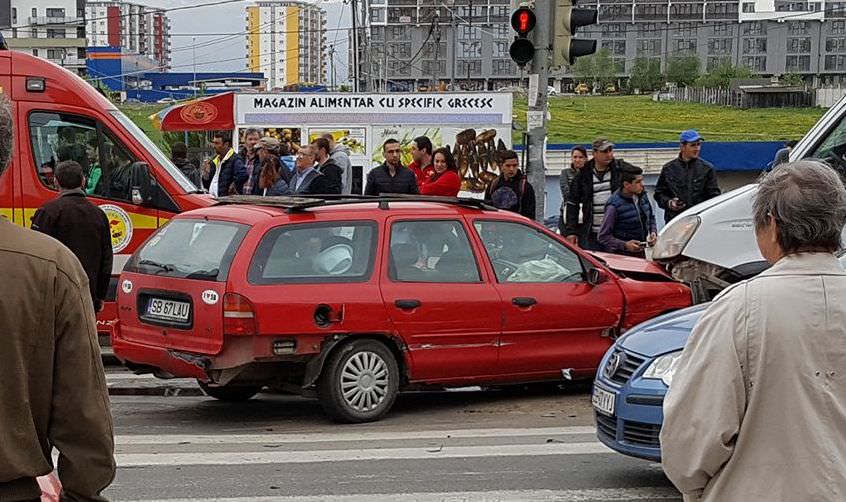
[[143, 0, 351, 82]]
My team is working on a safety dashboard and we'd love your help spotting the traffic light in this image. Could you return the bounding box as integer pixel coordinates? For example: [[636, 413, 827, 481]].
[[552, 0, 598, 66], [509, 4, 536, 67]]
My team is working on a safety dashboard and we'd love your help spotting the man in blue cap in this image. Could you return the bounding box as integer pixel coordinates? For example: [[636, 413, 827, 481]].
[[654, 129, 721, 224]]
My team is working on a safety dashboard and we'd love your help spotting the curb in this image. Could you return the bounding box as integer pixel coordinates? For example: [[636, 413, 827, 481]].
[[108, 385, 205, 397]]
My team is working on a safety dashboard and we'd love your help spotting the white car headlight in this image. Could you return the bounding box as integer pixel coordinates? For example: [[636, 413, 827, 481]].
[[652, 215, 701, 261], [642, 351, 683, 387]]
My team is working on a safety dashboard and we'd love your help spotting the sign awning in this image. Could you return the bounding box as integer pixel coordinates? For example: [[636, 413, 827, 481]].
[[150, 92, 235, 131]]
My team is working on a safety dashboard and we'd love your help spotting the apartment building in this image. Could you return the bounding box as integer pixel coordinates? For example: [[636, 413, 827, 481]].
[[85, 1, 171, 70], [0, 0, 87, 74]]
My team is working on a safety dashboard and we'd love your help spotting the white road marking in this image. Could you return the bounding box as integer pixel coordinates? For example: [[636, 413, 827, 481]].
[[115, 426, 597, 445], [116, 441, 613, 467], [121, 487, 679, 502]]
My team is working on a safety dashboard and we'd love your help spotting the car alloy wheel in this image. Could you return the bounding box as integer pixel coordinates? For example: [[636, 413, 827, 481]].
[[341, 351, 390, 412]]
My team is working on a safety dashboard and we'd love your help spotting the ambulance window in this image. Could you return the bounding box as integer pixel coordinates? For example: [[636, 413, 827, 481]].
[[28, 112, 98, 189], [96, 132, 138, 202]]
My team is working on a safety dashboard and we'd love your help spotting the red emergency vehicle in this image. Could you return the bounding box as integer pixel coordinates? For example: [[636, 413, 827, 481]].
[[0, 48, 213, 343]]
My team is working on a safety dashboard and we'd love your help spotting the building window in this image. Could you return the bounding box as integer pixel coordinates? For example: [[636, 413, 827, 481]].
[[787, 37, 812, 53], [457, 60, 482, 77], [493, 41, 508, 58], [832, 20, 846, 34], [635, 3, 667, 19], [601, 39, 626, 56], [46, 29, 65, 39], [674, 39, 697, 54], [492, 24, 509, 39], [492, 58, 516, 76], [460, 41, 481, 58], [788, 21, 809, 35], [671, 3, 703, 19], [826, 37, 846, 53], [743, 37, 767, 53], [490, 6, 509, 21], [827, 2, 846, 17], [422, 60, 446, 76], [637, 38, 661, 56], [388, 60, 411, 77], [370, 8, 385, 22], [32, 8, 37, 18], [46, 8, 65, 18], [424, 41, 446, 59], [825, 54, 846, 71], [742, 2, 755, 12], [459, 25, 480, 40], [712, 24, 734, 36], [638, 23, 660, 35], [391, 26, 409, 39], [387, 42, 411, 58], [742, 55, 767, 71], [673, 22, 697, 38], [600, 23, 624, 37], [707, 38, 732, 55], [786, 55, 811, 71], [12, 8, 16, 23], [706, 2, 738, 17], [742, 22, 766, 35]]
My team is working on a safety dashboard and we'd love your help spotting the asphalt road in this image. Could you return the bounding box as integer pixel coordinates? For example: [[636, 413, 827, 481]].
[[105, 371, 681, 501]]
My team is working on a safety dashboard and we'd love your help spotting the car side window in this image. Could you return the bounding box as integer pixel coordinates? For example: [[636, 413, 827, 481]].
[[28, 111, 138, 202], [29, 112, 97, 189], [389, 220, 481, 283], [249, 222, 377, 284], [474, 221, 585, 283]]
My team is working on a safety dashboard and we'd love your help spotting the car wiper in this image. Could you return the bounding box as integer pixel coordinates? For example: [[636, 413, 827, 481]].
[[138, 259, 177, 274], [184, 268, 219, 280]]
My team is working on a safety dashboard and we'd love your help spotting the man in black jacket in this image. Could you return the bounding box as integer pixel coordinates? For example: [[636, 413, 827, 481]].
[[170, 141, 202, 189], [290, 144, 330, 195], [654, 130, 721, 223], [365, 138, 418, 195], [313, 137, 343, 194], [565, 138, 639, 250], [31, 160, 113, 311], [202, 131, 248, 197], [484, 150, 536, 219]]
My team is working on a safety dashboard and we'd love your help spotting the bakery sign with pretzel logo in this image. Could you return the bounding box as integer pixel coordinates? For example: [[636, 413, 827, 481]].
[[99, 204, 134, 253]]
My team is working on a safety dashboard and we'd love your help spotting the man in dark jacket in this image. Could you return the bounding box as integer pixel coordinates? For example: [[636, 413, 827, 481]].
[[239, 128, 262, 195], [291, 144, 330, 195], [655, 129, 721, 223], [0, 99, 115, 502], [313, 137, 343, 194], [365, 138, 419, 195], [31, 160, 114, 311], [565, 137, 638, 250], [202, 131, 248, 197], [170, 141, 202, 189], [598, 164, 657, 257], [484, 150, 536, 220]]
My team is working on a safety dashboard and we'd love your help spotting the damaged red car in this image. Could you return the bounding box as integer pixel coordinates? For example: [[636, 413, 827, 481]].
[[114, 196, 691, 423]]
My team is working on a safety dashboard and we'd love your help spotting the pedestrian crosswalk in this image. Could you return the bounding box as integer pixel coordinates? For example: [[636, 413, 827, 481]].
[[105, 426, 680, 501]]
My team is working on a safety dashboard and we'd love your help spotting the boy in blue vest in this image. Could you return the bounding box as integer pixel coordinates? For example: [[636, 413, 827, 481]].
[[597, 165, 657, 257]]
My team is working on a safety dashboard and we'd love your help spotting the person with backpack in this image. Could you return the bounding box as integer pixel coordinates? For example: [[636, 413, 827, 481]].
[[484, 150, 536, 220]]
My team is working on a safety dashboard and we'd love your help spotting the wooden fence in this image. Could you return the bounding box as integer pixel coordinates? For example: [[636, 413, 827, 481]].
[[669, 87, 814, 108]]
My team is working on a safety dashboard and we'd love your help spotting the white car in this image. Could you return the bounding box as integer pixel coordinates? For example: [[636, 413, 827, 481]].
[[548, 86, 558, 96], [652, 93, 846, 302]]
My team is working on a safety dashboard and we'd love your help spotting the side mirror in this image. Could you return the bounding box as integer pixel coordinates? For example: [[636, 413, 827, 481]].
[[587, 268, 610, 286], [129, 162, 153, 206]]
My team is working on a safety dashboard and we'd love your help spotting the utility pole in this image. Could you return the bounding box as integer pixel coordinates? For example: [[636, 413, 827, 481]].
[[192, 36, 197, 97], [329, 44, 336, 89], [466, 0, 472, 85], [449, 8, 456, 89], [351, 0, 359, 91], [526, 0, 550, 223]]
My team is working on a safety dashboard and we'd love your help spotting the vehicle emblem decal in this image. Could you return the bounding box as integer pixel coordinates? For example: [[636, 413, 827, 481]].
[[180, 101, 219, 125], [99, 204, 134, 253], [121, 279, 133, 294], [201, 290, 220, 305], [603, 351, 624, 380]]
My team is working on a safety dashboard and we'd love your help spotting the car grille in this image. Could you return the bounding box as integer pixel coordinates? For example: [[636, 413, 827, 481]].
[[595, 412, 617, 440], [607, 350, 647, 385], [623, 420, 661, 448]]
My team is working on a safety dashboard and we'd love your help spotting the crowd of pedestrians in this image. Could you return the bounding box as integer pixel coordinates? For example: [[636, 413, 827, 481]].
[[561, 130, 721, 257]]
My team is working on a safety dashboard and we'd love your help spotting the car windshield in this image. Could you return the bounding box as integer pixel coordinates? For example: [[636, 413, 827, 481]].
[[127, 219, 248, 281], [109, 110, 200, 193]]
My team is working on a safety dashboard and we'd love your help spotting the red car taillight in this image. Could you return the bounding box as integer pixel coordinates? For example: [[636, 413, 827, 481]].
[[223, 293, 257, 336]]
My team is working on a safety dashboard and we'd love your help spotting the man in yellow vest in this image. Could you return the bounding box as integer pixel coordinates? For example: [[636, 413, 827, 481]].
[[202, 131, 247, 196]]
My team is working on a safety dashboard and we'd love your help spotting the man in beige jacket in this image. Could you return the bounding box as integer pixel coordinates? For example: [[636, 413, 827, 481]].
[[661, 160, 846, 501], [0, 97, 115, 499]]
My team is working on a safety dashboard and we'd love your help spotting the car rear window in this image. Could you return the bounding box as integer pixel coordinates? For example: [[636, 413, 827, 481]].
[[125, 219, 248, 281], [249, 221, 377, 284]]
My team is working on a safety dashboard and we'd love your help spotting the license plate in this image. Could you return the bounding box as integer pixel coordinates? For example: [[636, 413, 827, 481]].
[[592, 385, 616, 416], [146, 298, 191, 322]]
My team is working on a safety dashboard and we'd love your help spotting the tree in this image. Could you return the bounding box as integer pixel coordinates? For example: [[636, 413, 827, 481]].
[[780, 73, 805, 87], [571, 55, 596, 86], [666, 56, 701, 87], [697, 59, 754, 89], [593, 48, 616, 92], [629, 57, 664, 92]]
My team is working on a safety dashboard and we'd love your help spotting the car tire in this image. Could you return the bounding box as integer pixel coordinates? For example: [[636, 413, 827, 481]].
[[318, 339, 400, 423], [198, 380, 262, 402]]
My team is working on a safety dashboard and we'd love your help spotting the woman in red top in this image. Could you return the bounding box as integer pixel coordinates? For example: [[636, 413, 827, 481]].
[[420, 147, 461, 196]]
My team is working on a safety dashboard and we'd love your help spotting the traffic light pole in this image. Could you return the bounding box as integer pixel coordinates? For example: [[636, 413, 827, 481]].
[[525, 0, 551, 223]]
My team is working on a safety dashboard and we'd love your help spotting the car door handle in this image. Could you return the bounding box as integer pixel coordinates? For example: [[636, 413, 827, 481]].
[[512, 297, 537, 307], [395, 299, 421, 310]]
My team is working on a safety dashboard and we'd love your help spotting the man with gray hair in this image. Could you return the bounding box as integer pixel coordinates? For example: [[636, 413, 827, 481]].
[[0, 96, 115, 501], [661, 160, 846, 501]]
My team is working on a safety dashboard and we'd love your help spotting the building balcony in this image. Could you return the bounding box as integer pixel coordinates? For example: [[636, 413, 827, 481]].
[[28, 16, 84, 26]]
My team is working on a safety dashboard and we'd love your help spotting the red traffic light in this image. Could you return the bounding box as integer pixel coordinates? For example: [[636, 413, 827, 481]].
[[510, 7, 536, 35]]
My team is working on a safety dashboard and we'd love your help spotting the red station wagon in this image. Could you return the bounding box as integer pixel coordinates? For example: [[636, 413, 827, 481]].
[[114, 196, 692, 423]]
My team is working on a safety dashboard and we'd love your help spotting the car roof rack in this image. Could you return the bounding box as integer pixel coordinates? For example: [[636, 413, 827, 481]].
[[214, 194, 498, 213]]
